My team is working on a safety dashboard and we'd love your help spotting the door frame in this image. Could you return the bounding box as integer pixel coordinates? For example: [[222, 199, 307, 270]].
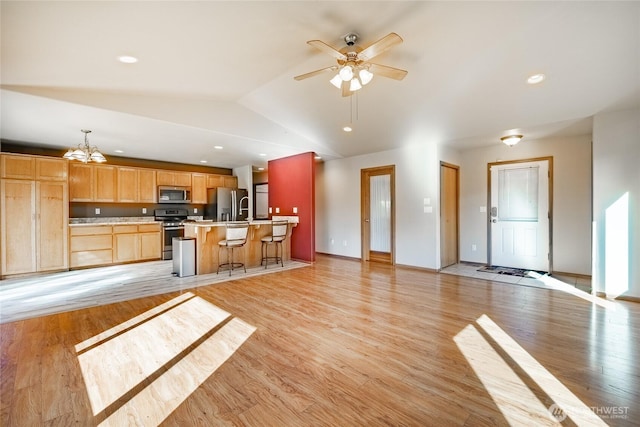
[[361, 165, 396, 264], [440, 162, 460, 269], [487, 156, 554, 272]]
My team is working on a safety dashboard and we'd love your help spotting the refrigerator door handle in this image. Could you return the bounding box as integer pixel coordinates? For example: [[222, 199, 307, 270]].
[[231, 190, 237, 221]]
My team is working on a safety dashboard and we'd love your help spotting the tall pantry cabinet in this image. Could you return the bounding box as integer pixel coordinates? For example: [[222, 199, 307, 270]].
[[1, 154, 69, 276]]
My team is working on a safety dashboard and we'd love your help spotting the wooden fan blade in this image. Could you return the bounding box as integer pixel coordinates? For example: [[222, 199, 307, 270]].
[[307, 40, 347, 61], [357, 33, 403, 62], [368, 63, 408, 80], [341, 80, 351, 97], [294, 66, 338, 81]]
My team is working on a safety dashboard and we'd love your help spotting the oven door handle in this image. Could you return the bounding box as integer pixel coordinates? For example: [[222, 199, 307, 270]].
[[163, 226, 185, 231]]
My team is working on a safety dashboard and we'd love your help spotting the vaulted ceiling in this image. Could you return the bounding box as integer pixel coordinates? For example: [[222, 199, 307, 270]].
[[1, 1, 638, 169]]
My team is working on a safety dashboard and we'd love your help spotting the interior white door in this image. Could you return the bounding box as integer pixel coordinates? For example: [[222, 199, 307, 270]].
[[490, 160, 549, 272]]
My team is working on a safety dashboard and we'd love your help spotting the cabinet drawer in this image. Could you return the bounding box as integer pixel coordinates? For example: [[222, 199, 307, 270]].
[[70, 226, 113, 236], [138, 223, 161, 233], [70, 235, 112, 251], [113, 225, 138, 234], [70, 250, 113, 268]]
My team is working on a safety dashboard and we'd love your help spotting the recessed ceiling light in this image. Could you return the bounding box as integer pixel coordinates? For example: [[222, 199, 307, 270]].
[[343, 126, 352, 132], [314, 155, 322, 160], [259, 153, 267, 157], [200, 160, 207, 164], [214, 145, 223, 150], [527, 73, 545, 85], [114, 149, 124, 153], [258, 167, 265, 171], [117, 55, 138, 64]]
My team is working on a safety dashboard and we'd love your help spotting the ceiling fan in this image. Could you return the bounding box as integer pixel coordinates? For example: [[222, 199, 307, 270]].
[[294, 32, 408, 97]]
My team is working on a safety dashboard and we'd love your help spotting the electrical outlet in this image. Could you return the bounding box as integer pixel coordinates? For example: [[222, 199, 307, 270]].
[[194, 208, 198, 214], [275, 207, 280, 213], [142, 207, 147, 214], [95, 208, 100, 215], [472, 244, 477, 251]]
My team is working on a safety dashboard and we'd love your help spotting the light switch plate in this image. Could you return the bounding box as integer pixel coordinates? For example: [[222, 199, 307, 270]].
[[275, 207, 280, 213], [193, 208, 198, 214], [424, 206, 433, 213], [293, 207, 298, 214], [95, 208, 100, 215], [480, 206, 487, 213], [142, 207, 147, 214]]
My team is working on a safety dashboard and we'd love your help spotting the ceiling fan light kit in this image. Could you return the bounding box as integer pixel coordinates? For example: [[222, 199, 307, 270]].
[[295, 32, 408, 97]]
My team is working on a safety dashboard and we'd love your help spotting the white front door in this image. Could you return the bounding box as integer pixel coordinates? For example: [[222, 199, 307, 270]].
[[490, 160, 550, 272]]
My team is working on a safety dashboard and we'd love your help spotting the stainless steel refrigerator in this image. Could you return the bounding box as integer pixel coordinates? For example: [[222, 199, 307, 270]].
[[204, 188, 249, 221]]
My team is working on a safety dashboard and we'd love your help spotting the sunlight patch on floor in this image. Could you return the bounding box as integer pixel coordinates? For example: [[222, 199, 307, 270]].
[[76, 292, 255, 425], [455, 314, 608, 426]]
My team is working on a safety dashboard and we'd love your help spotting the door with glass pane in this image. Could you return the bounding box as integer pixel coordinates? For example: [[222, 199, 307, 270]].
[[489, 159, 551, 272], [361, 165, 395, 264]]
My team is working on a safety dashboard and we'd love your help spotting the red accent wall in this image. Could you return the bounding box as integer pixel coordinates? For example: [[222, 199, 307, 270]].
[[268, 152, 315, 262]]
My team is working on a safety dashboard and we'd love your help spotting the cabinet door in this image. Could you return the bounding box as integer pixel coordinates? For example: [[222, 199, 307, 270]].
[[117, 167, 138, 202], [113, 233, 139, 262], [37, 181, 69, 271], [223, 176, 238, 188], [95, 165, 117, 202], [174, 172, 192, 187], [138, 169, 157, 203], [206, 174, 220, 188], [156, 171, 174, 186], [1, 154, 36, 179], [69, 163, 94, 201], [191, 173, 207, 203], [36, 158, 68, 181], [1, 179, 37, 275], [139, 232, 161, 260]]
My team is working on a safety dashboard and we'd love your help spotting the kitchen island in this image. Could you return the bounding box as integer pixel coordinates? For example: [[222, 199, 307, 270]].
[[183, 217, 297, 275]]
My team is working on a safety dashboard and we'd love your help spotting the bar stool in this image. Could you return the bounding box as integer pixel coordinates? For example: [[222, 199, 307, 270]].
[[261, 220, 289, 268], [217, 222, 250, 276]]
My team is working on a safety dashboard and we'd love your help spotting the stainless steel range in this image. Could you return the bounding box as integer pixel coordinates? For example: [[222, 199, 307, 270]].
[[154, 208, 188, 260]]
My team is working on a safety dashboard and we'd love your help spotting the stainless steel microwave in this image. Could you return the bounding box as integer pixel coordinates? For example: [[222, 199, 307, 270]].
[[158, 186, 191, 204]]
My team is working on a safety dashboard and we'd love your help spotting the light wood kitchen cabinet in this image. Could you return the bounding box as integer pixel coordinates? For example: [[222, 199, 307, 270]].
[[1, 179, 68, 276], [69, 163, 116, 202], [191, 173, 208, 203], [206, 174, 237, 189], [94, 165, 116, 202], [70, 225, 113, 268], [1, 154, 67, 181], [157, 170, 191, 187], [1, 154, 35, 179], [113, 223, 161, 263], [138, 169, 157, 203], [37, 181, 69, 271], [117, 167, 138, 202], [36, 157, 68, 181], [119, 167, 157, 203], [69, 163, 94, 201]]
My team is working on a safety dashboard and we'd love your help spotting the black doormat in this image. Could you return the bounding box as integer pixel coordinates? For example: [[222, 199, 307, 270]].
[[477, 266, 533, 277]]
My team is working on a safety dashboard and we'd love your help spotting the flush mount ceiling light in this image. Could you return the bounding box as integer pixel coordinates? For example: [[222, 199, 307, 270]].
[[343, 126, 353, 132], [295, 32, 408, 97], [501, 134, 523, 147], [63, 130, 107, 163], [527, 73, 545, 85]]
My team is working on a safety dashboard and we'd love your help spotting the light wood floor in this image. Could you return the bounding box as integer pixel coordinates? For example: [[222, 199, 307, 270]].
[[1, 255, 638, 426]]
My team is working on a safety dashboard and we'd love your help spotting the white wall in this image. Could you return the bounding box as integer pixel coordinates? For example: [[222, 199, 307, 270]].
[[593, 108, 640, 299], [459, 135, 592, 275], [316, 143, 452, 269]]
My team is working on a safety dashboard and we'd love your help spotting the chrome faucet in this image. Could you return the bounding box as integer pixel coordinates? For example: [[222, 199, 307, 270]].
[[239, 196, 249, 216]]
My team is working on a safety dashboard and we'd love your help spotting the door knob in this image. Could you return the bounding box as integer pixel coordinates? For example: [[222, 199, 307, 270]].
[[491, 219, 497, 223], [364, 219, 370, 222]]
